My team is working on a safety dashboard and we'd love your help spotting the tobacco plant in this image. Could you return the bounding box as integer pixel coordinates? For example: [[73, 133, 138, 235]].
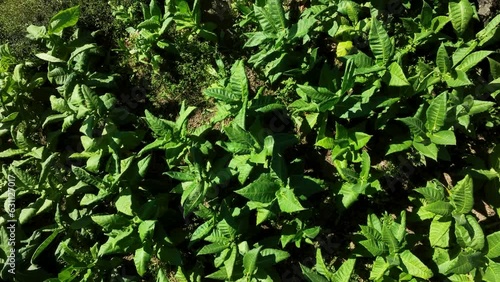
[[1, 0, 499, 281]]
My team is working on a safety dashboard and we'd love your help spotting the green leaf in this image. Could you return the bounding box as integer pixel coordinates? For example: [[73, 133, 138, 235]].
[[300, 264, 329, 282], [244, 31, 269, 47], [134, 247, 151, 276], [436, 43, 451, 74], [138, 220, 156, 242], [421, 1, 433, 29], [381, 224, 399, 253], [484, 262, 500, 282], [314, 249, 332, 279], [429, 220, 451, 247], [197, 243, 228, 255], [0, 149, 26, 158], [331, 258, 356, 282], [429, 130, 456, 145], [204, 88, 238, 102], [426, 92, 447, 133], [235, 174, 279, 203], [338, 1, 361, 23], [224, 246, 237, 279], [450, 175, 474, 214], [91, 214, 129, 230], [144, 110, 172, 137], [243, 246, 261, 276], [369, 257, 389, 280], [369, 17, 393, 64], [486, 231, 500, 259], [456, 51, 492, 72], [398, 117, 426, 136], [31, 229, 61, 264], [72, 166, 105, 189], [448, 0, 473, 35], [424, 201, 454, 216], [386, 140, 412, 155], [440, 251, 484, 275], [467, 215, 485, 251], [399, 250, 434, 279], [81, 85, 100, 112], [477, 14, 500, 46], [254, 0, 285, 36], [276, 187, 305, 213], [49, 6, 80, 33], [469, 100, 495, 115], [35, 53, 65, 63], [413, 141, 439, 161], [388, 62, 410, 86]]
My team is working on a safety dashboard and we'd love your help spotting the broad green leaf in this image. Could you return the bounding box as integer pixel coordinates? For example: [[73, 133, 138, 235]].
[[134, 247, 151, 276], [429, 130, 456, 145], [400, 250, 434, 279], [338, 1, 360, 23], [98, 227, 137, 256], [436, 43, 451, 74], [31, 229, 61, 264], [49, 6, 80, 33], [116, 193, 134, 216], [276, 187, 305, 213], [468, 100, 495, 115], [72, 166, 105, 189], [314, 249, 332, 279], [0, 149, 26, 158], [450, 175, 474, 214], [451, 42, 478, 67], [421, 1, 433, 29], [259, 248, 290, 265], [398, 117, 426, 136], [466, 215, 485, 251], [254, 0, 285, 36], [81, 85, 100, 112], [448, 0, 473, 35], [381, 224, 399, 253], [331, 258, 356, 282], [235, 174, 279, 203], [426, 92, 447, 132], [388, 62, 410, 86], [229, 60, 249, 100], [486, 231, 500, 259], [35, 53, 65, 63], [369, 257, 389, 280], [301, 264, 329, 282], [424, 201, 454, 216], [197, 243, 228, 255], [369, 17, 393, 64], [456, 51, 492, 72], [413, 141, 439, 160], [386, 140, 412, 155], [477, 14, 500, 46], [430, 220, 451, 247], [484, 262, 500, 282], [190, 219, 214, 243], [91, 214, 130, 230], [489, 58, 500, 79], [244, 32, 269, 47], [243, 246, 261, 276], [144, 110, 172, 137], [138, 220, 156, 242], [440, 251, 484, 275], [224, 246, 237, 279]]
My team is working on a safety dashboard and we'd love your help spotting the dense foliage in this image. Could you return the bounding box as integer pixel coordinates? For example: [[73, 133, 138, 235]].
[[1, 0, 499, 281]]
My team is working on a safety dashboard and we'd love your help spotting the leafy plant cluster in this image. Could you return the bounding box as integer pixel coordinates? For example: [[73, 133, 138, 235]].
[[1, 0, 500, 281]]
